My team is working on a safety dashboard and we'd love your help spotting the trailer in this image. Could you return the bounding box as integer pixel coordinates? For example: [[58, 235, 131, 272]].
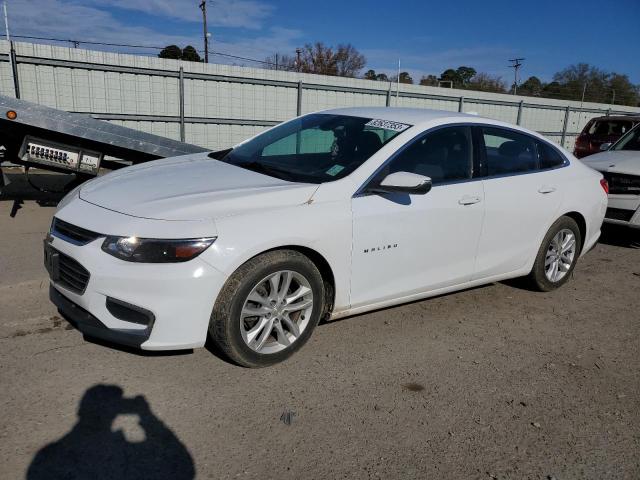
[[0, 95, 208, 196]]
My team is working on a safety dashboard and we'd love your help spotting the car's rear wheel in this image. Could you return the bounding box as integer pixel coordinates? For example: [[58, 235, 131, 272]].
[[209, 250, 325, 367], [528, 216, 582, 291]]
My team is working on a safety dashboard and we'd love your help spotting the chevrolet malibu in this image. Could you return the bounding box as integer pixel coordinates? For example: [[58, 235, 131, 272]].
[[46, 108, 608, 367]]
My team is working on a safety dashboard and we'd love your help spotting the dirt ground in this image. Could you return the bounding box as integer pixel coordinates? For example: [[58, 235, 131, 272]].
[[1, 172, 639, 479]]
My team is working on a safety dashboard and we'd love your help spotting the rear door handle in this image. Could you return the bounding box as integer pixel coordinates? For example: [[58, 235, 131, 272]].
[[458, 195, 481, 205], [538, 186, 557, 194]]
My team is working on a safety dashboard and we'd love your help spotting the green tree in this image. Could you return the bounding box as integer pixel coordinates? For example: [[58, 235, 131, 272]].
[[158, 45, 182, 60], [181, 45, 201, 62], [363, 69, 390, 82], [608, 73, 639, 105], [419, 75, 438, 86], [439, 68, 459, 87], [456, 66, 477, 86], [158, 45, 202, 62], [439, 66, 476, 88], [364, 69, 378, 80], [517, 76, 544, 96], [397, 71, 413, 84]]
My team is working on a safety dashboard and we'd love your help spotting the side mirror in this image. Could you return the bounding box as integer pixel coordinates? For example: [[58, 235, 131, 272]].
[[368, 171, 432, 195], [600, 142, 612, 151]]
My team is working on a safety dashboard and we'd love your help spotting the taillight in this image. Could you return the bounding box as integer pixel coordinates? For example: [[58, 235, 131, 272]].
[[600, 178, 609, 194]]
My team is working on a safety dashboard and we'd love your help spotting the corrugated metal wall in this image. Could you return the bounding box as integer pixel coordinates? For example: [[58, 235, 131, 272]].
[[2, 40, 639, 152]]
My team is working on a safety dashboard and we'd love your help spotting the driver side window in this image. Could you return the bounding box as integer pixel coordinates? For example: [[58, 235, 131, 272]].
[[385, 126, 473, 184]]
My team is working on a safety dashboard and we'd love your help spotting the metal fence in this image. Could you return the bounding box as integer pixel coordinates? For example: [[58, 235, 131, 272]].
[[1, 40, 639, 153]]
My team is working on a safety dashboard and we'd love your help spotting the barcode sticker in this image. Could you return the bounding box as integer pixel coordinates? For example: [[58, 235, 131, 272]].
[[365, 119, 411, 132]]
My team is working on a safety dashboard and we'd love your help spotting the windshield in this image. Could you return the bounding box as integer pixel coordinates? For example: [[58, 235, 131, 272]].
[[612, 125, 640, 152], [214, 114, 410, 183]]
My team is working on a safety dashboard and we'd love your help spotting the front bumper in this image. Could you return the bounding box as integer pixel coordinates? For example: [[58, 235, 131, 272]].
[[47, 233, 227, 351], [604, 194, 640, 229]]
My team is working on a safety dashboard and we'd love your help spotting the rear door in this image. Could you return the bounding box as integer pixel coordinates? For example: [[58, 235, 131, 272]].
[[473, 126, 565, 280]]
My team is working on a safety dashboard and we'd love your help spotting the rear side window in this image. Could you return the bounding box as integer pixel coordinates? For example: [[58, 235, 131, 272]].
[[482, 127, 537, 176], [537, 141, 565, 169], [385, 126, 472, 184], [588, 120, 633, 136]]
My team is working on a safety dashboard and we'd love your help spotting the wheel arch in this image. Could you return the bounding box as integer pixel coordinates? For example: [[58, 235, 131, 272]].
[[241, 244, 337, 319], [561, 211, 587, 252]]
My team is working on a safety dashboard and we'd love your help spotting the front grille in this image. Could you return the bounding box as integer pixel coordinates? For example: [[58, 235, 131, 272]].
[[51, 218, 102, 245], [602, 172, 640, 195], [605, 207, 635, 222], [57, 251, 90, 294]]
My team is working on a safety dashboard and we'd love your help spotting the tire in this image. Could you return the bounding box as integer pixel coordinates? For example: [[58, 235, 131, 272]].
[[527, 216, 582, 292], [209, 250, 325, 367]]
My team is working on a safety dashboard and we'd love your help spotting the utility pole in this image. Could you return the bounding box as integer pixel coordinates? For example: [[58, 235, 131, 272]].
[[576, 82, 587, 134], [611, 89, 616, 105], [3, 1, 18, 98], [295, 48, 301, 72], [396, 59, 400, 105], [508, 58, 525, 95], [199, 1, 209, 63]]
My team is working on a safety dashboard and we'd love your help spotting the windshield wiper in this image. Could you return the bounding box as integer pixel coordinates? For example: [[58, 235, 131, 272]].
[[208, 148, 233, 160], [235, 161, 294, 181]]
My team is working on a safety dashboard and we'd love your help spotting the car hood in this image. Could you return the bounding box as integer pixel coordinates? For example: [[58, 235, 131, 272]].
[[79, 153, 319, 221], [581, 150, 640, 176]]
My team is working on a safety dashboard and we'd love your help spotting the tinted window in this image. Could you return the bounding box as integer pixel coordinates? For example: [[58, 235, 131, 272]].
[[384, 126, 472, 184], [537, 141, 565, 169], [588, 120, 633, 136], [482, 127, 536, 176]]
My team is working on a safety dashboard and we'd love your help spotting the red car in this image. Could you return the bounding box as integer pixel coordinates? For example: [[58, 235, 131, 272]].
[[574, 115, 640, 158]]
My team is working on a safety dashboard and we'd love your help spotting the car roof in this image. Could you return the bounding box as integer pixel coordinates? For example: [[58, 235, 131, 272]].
[[588, 115, 640, 122], [319, 107, 475, 126]]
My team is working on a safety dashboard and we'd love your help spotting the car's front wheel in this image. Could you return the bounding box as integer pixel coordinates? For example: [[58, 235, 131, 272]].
[[209, 250, 325, 367], [528, 216, 582, 291]]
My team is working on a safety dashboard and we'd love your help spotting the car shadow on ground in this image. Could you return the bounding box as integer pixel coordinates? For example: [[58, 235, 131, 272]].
[[598, 223, 640, 249], [26, 384, 195, 480]]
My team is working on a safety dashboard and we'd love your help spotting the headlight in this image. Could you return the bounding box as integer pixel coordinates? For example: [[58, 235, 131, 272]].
[[101, 236, 216, 263]]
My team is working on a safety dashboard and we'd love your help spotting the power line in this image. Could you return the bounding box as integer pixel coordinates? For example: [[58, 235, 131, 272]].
[[11, 34, 290, 69]]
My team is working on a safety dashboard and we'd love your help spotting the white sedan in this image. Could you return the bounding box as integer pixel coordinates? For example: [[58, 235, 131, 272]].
[[46, 108, 607, 367]]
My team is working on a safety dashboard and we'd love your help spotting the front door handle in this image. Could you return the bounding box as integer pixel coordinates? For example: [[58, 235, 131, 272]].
[[458, 195, 481, 205], [538, 186, 557, 194]]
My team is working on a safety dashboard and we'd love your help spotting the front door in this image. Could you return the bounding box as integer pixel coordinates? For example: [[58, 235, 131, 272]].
[[350, 126, 485, 308]]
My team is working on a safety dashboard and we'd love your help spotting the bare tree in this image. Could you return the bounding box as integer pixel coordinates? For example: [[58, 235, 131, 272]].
[[263, 53, 296, 71], [335, 44, 366, 77], [267, 42, 366, 77], [419, 75, 438, 86], [466, 73, 507, 93]]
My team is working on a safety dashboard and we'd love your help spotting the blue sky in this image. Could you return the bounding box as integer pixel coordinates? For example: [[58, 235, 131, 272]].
[[8, 0, 640, 83]]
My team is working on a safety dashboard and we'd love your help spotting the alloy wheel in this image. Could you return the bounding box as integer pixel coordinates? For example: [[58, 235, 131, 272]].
[[240, 270, 314, 354], [544, 228, 577, 283]]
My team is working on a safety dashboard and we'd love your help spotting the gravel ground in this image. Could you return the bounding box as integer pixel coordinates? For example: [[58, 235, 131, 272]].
[[1, 174, 639, 479]]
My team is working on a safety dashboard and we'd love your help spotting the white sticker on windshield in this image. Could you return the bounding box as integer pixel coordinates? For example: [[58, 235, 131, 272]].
[[364, 119, 411, 132]]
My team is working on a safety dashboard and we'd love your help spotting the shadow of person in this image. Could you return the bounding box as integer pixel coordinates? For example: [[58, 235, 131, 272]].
[[27, 384, 195, 480]]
